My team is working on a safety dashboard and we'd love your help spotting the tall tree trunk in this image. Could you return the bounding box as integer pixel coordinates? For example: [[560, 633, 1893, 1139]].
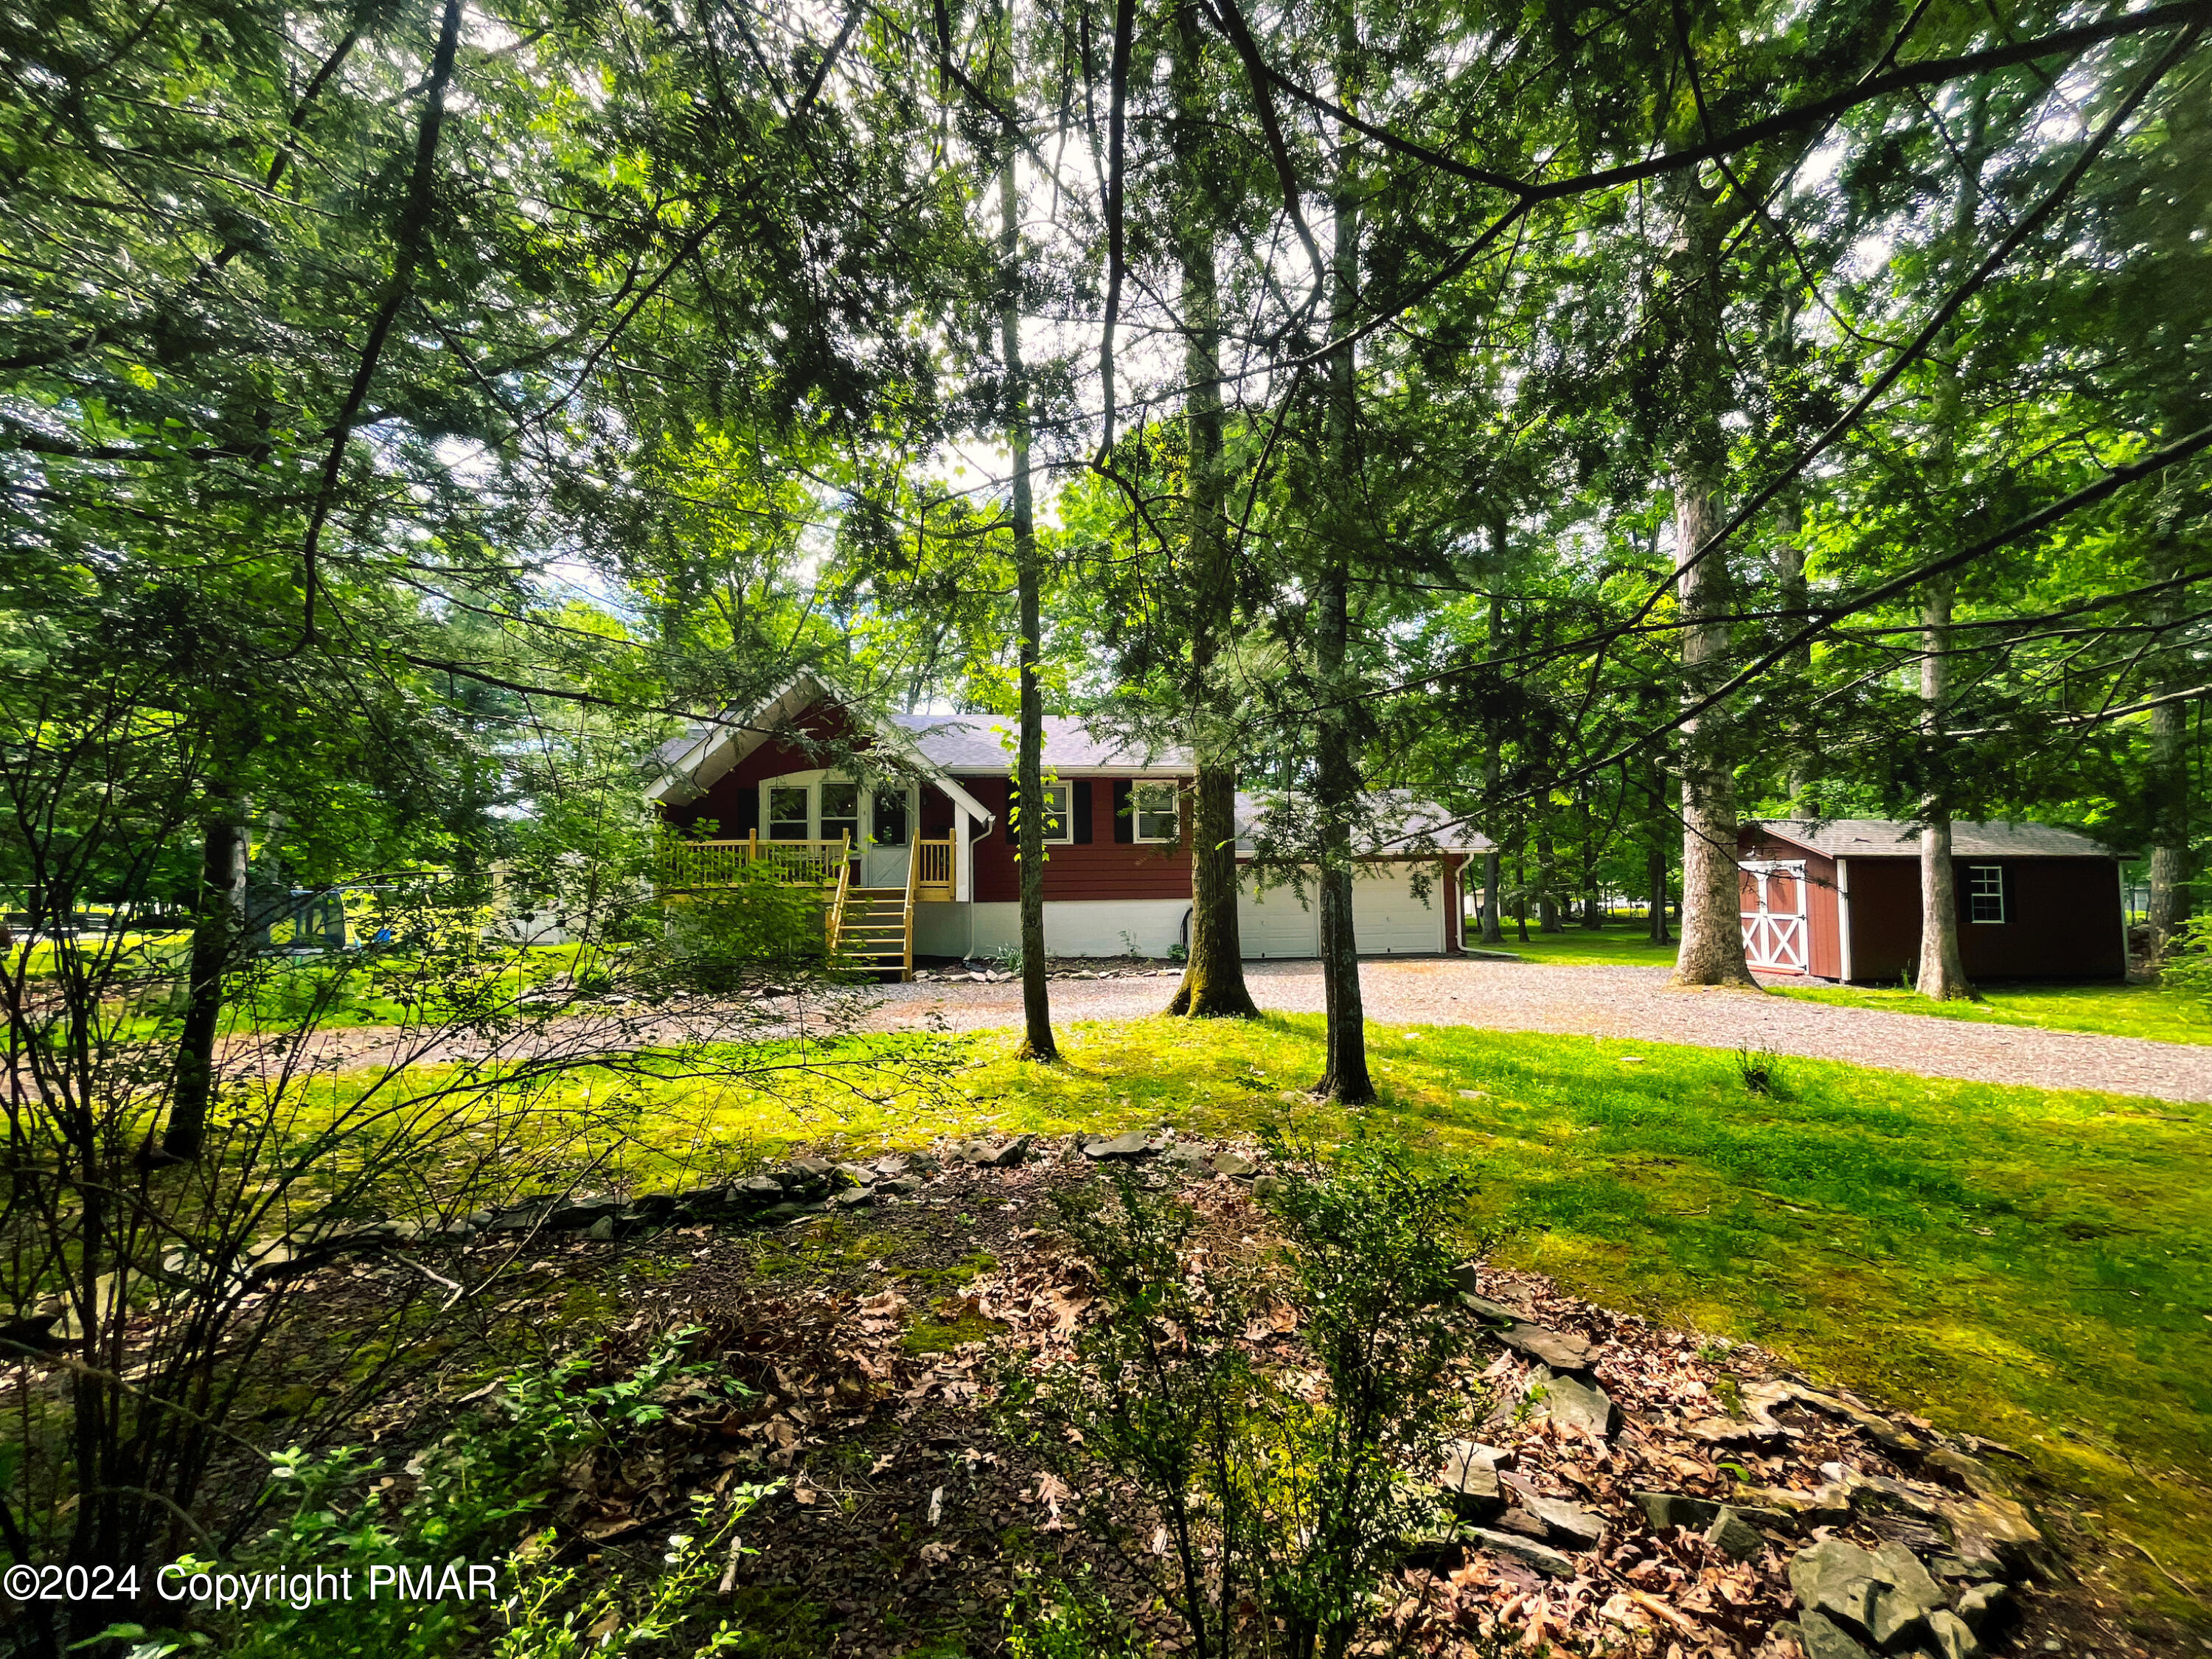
[[1479, 590, 1504, 943], [1312, 33, 1370, 1103], [1581, 799, 1602, 928], [1916, 574, 1971, 1000], [161, 801, 249, 1160], [998, 119, 1057, 1060], [2146, 544, 2192, 964], [1535, 820, 1561, 933], [1775, 493, 1814, 814], [2146, 696, 2190, 963], [1165, 0, 1256, 1019], [1666, 178, 1756, 989], [1647, 753, 1673, 943]]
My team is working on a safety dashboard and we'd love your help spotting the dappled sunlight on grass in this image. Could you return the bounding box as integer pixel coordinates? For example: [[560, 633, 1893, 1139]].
[[303, 1009, 2210, 1612], [1774, 978, 2212, 1045]]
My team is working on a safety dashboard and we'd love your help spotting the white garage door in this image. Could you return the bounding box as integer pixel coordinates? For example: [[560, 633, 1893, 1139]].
[[1352, 863, 1444, 955], [1238, 872, 1320, 959]]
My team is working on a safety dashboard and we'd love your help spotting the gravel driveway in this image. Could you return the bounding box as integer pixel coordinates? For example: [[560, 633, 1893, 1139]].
[[860, 959, 2212, 1104]]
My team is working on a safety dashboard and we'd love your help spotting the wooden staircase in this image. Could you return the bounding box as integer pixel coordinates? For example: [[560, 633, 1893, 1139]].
[[830, 883, 916, 978]]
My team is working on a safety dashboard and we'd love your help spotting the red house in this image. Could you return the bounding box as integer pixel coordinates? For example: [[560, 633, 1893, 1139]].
[[1736, 819, 2128, 983], [647, 674, 1485, 973]]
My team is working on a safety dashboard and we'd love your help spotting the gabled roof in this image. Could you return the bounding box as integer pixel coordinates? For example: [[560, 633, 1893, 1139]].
[[1749, 818, 2118, 860], [646, 672, 994, 824], [886, 714, 1192, 775], [1234, 790, 1496, 858]]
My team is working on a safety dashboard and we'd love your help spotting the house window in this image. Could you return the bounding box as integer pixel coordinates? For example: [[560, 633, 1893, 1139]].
[[767, 785, 810, 841], [1966, 864, 2006, 924], [872, 787, 908, 847], [1133, 781, 1179, 843], [820, 781, 860, 848], [1039, 783, 1071, 844]]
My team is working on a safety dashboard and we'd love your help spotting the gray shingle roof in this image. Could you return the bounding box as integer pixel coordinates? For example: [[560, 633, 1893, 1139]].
[[1750, 818, 2116, 860], [886, 714, 1191, 774]]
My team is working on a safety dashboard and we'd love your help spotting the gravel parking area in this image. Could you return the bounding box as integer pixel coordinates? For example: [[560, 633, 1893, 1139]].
[[860, 958, 2212, 1104]]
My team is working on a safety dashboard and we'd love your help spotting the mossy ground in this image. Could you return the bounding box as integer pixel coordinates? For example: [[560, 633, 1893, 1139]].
[[467, 1012, 2212, 1629]]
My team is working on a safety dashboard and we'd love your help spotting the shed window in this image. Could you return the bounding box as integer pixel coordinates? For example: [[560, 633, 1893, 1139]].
[[1133, 782, 1179, 844], [1966, 864, 2006, 924]]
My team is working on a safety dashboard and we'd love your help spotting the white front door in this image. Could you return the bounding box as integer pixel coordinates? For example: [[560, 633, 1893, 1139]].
[[861, 784, 915, 889]]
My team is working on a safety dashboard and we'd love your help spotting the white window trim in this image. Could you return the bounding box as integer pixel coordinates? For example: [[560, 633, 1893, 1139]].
[[1132, 779, 1180, 844], [1040, 782, 1074, 845], [1966, 863, 2006, 925], [764, 776, 817, 841]]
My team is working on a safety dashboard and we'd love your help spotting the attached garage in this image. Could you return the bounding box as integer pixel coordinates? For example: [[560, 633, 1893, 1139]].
[[1236, 862, 1453, 958], [1353, 863, 1447, 954], [1238, 872, 1321, 958], [1231, 790, 1491, 960]]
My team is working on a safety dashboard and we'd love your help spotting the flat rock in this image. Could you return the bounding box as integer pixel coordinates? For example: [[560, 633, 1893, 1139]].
[[1798, 1612, 1877, 1659], [1635, 1491, 1719, 1532], [1436, 1447, 1505, 1518], [1459, 1292, 1520, 1324], [1866, 1542, 1947, 1648], [1736, 1482, 1851, 1530], [1941, 1493, 2040, 1565], [1789, 1540, 1888, 1638], [1685, 1414, 1783, 1444], [1789, 1539, 1946, 1649], [1498, 1321, 1595, 1371], [1491, 1506, 1551, 1541], [1082, 1131, 1157, 1160], [982, 1134, 1034, 1168], [1926, 1608, 1980, 1659], [1464, 1528, 1575, 1579], [830, 1187, 876, 1208], [1953, 1584, 2006, 1632], [1211, 1151, 1258, 1179], [1500, 1475, 1604, 1547], [1705, 1506, 1765, 1561], [1790, 1385, 1927, 1454], [585, 1214, 616, 1242], [1528, 1366, 1615, 1437], [737, 1175, 785, 1202]]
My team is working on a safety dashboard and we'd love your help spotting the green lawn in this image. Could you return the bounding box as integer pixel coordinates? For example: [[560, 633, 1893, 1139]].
[[1774, 980, 2212, 1046], [1470, 922, 2211, 1046], [514, 1014, 2210, 1624], [1467, 922, 1683, 967]]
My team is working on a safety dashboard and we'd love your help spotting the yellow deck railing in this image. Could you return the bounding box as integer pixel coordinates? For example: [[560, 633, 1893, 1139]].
[[914, 838, 953, 900], [656, 832, 852, 891]]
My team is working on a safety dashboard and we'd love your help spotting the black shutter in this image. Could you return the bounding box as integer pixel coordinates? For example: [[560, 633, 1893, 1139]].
[[734, 790, 759, 838], [1073, 780, 1093, 844], [1112, 781, 1133, 844]]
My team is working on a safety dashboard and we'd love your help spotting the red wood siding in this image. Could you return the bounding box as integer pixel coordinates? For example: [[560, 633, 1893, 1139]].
[[1842, 857, 1919, 983], [1837, 852, 2124, 982], [1736, 831, 1843, 979], [965, 776, 1194, 902], [661, 703, 868, 836]]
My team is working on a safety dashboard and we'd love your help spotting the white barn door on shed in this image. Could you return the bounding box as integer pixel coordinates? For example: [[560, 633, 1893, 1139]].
[[1739, 859, 1809, 973]]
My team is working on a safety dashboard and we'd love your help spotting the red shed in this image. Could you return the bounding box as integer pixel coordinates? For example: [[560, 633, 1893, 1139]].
[[1737, 819, 2127, 983]]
